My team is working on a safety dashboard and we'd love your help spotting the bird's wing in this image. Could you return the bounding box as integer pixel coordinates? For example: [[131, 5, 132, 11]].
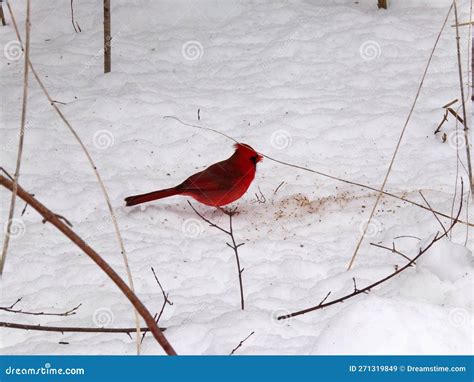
[[178, 160, 237, 192]]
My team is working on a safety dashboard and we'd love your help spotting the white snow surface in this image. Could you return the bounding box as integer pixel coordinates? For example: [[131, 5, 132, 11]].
[[1, 0, 473, 355]]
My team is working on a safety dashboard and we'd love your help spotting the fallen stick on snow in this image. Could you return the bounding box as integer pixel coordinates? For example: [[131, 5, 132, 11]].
[[0, 298, 81, 317], [229, 331, 255, 355], [0, 321, 165, 336], [277, 180, 463, 320]]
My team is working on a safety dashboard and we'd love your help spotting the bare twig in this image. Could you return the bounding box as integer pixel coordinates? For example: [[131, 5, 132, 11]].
[[70, 0, 81, 33], [20, 199, 30, 216], [277, 180, 463, 320], [273, 181, 285, 195], [377, 0, 388, 10], [103, 0, 111, 73], [0, 0, 6, 26], [0, 175, 176, 355], [0, 299, 81, 316], [394, 235, 421, 241], [419, 190, 448, 235], [141, 267, 173, 344], [188, 201, 246, 310], [252, 186, 266, 204], [447, 107, 464, 125], [442, 99, 459, 108], [6, 0, 142, 354], [451, 20, 474, 27], [317, 291, 331, 306], [229, 331, 255, 355], [370, 242, 413, 263], [1, 0, 30, 274], [434, 109, 449, 135], [0, 167, 15, 182], [0, 321, 165, 334], [51, 99, 68, 105], [151, 267, 173, 311], [42, 214, 73, 228]]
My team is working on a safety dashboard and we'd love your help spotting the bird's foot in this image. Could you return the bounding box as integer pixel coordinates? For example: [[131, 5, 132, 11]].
[[218, 206, 239, 216]]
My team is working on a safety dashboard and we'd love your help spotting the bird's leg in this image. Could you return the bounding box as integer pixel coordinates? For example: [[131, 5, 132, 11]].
[[217, 206, 239, 216]]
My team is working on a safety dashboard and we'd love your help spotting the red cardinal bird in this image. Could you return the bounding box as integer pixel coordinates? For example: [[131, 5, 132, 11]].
[[124, 143, 262, 207]]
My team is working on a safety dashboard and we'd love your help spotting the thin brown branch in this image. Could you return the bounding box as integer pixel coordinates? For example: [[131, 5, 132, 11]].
[[251, 186, 266, 204], [273, 181, 285, 195], [0, 299, 82, 317], [419, 190, 448, 235], [277, 180, 463, 320], [317, 291, 331, 306], [0, 0, 6, 26], [103, 0, 111, 73], [434, 109, 449, 135], [370, 242, 414, 263], [451, 20, 474, 27], [394, 235, 421, 241], [151, 267, 173, 309], [187, 202, 230, 235], [42, 213, 73, 228], [0, 167, 15, 182], [0, 175, 176, 355], [0, 321, 166, 334], [70, 0, 81, 33], [229, 331, 255, 355], [188, 201, 245, 310], [447, 107, 464, 125], [141, 267, 173, 344], [442, 99, 459, 108], [377, 0, 387, 10]]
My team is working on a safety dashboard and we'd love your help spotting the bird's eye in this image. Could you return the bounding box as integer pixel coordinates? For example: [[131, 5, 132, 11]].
[[251, 156, 258, 165]]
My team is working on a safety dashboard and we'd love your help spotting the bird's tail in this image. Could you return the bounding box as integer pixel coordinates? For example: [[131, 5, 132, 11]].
[[124, 187, 180, 206]]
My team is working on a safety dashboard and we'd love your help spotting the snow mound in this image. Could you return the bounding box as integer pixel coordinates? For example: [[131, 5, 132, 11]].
[[312, 295, 471, 355], [417, 237, 473, 282]]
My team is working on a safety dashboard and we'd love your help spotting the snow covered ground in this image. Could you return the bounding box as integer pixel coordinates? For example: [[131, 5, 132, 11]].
[[1, 0, 473, 355]]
